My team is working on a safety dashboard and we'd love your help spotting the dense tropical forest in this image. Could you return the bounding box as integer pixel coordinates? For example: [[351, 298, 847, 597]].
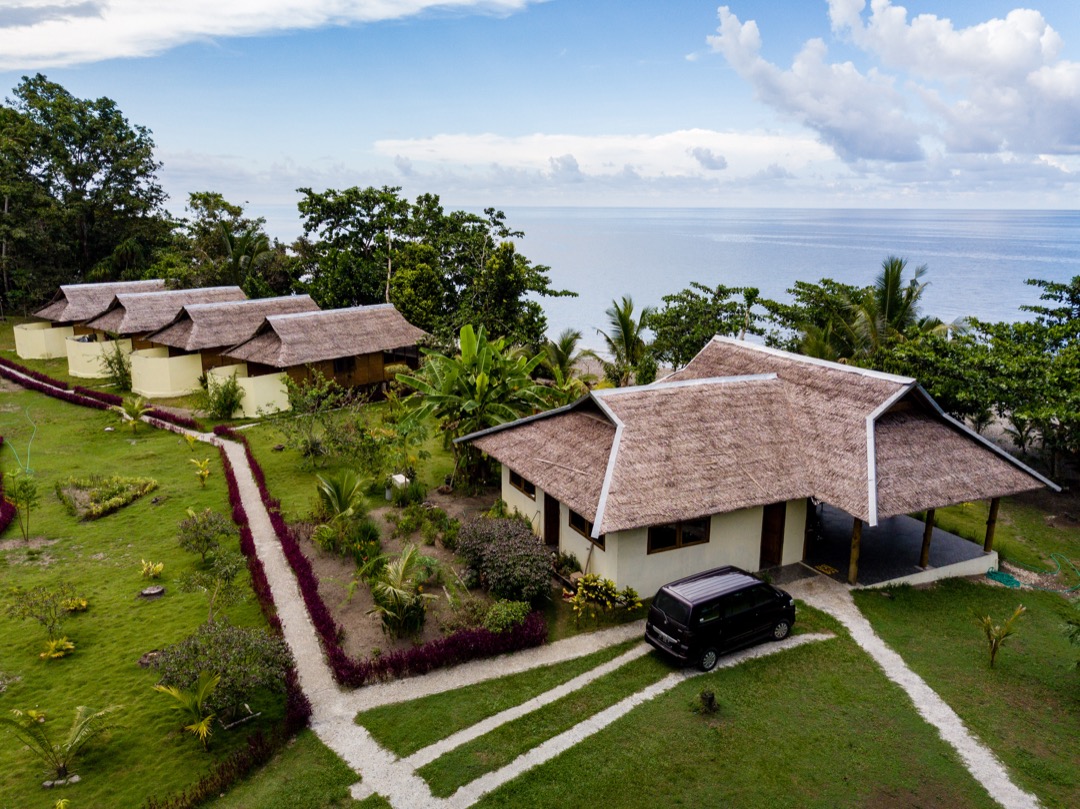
[[2, 76, 1077, 472]]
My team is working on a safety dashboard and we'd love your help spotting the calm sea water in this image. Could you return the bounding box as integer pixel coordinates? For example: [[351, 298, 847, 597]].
[[503, 208, 1080, 349]]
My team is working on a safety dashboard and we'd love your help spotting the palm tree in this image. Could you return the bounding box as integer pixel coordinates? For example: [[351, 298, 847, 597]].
[[220, 224, 270, 288], [153, 671, 220, 750], [592, 296, 654, 387], [367, 544, 437, 638], [0, 705, 121, 779], [542, 328, 594, 405], [315, 469, 366, 521], [849, 256, 930, 356]]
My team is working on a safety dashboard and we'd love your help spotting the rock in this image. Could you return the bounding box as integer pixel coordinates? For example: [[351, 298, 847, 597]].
[[272, 444, 285, 452], [104, 427, 114, 432], [139, 585, 165, 599], [68, 775, 80, 784], [138, 650, 162, 668]]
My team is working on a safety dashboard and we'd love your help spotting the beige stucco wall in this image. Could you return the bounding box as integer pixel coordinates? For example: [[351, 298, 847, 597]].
[[15, 322, 73, 359], [131, 348, 203, 398], [499, 465, 544, 535], [66, 336, 132, 379], [210, 364, 289, 418]]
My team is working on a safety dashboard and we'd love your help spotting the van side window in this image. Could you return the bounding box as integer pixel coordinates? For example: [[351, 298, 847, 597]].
[[698, 604, 721, 624], [723, 591, 751, 618]]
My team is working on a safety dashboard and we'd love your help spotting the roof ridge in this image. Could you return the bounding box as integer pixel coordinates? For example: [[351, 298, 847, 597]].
[[594, 373, 778, 397], [708, 335, 914, 384]]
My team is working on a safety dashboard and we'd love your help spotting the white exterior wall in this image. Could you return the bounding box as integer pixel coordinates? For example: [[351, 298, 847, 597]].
[[558, 502, 618, 583], [498, 465, 544, 535], [15, 323, 72, 359], [782, 498, 807, 566], [209, 364, 290, 418], [131, 348, 203, 398], [66, 336, 132, 378], [612, 506, 765, 597]]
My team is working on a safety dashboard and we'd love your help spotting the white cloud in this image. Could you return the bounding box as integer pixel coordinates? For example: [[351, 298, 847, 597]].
[[708, 7, 924, 162], [709, 3, 1080, 162], [373, 129, 833, 178], [0, 0, 534, 68]]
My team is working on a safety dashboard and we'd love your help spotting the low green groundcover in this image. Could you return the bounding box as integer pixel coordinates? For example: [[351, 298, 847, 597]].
[[55, 474, 158, 520]]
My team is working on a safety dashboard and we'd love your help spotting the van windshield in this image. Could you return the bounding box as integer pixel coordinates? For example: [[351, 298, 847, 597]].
[[654, 590, 691, 626]]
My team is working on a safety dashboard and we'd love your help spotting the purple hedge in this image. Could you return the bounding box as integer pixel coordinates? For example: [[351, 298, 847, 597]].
[[0, 436, 16, 535], [0, 356, 69, 389], [0, 365, 110, 410], [213, 425, 548, 688], [74, 385, 124, 406], [147, 408, 205, 433]]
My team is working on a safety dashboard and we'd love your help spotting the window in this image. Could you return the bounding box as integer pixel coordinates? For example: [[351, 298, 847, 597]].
[[647, 517, 710, 554], [569, 510, 605, 549], [333, 356, 356, 375], [508, 469, 536, 499]]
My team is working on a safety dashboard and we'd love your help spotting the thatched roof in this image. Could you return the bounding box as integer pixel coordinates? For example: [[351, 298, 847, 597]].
[[86, 287, 247, 335], [463, 337, 1054, 536], [34, 280, 167, 323], [223, 304, 427, 368], [145, 295, 320, 351]]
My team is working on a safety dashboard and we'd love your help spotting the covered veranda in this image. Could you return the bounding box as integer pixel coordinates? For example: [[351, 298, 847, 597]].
[[802, 500, 1003, 588]]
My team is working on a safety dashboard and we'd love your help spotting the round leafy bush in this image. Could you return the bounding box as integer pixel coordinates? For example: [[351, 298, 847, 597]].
[[457, 517, 551, 603], [483, 600, 531, 633]]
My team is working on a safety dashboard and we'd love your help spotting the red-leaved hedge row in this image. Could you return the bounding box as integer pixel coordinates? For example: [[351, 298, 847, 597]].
[[73, 385, 124, 406], [0, 437, 17, 535], [212, 425, 549, 687], [0, 364, 111, 410]]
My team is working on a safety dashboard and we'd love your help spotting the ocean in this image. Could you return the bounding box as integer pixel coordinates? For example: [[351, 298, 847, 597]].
[[502, 208, 1080, 349]]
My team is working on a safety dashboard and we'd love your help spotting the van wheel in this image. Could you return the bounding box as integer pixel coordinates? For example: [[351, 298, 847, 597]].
[[698, 647, 719, 672], [772, 620, 791, 641]]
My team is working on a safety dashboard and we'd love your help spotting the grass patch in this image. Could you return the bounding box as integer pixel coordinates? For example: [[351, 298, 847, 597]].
[[468, 634, 998, 809], [356, 639, 641, 758], [207, 729, 362, 808], [420, 651, 673, 797], [932, 499, 1080, 588], [0, 387, 286, 807], [855, 579, 1079, 809]]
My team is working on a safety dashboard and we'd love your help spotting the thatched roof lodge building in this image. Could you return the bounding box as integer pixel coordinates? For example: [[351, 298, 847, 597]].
[[131, 295, 321, 398], [461, 337, 1056, 593], [15, 279, 166, 360], [66, 286, 247, 379], [214, 304, 427, 417]]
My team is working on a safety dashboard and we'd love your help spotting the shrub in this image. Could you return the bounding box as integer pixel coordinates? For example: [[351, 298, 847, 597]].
[[202, 372, 245, 420], [5, 470, 39, 541], [55, 475, 157, 520], [390, 478, 428, 507], [483, 599, 531, 633], [458, 517, 551, 603], [153, 621, 294, 719], [565, 574, 642, 626], [100, 341, 132, 391], [5, 582, 79, 641], [141, 559, 165, 579], [367, 544, 437, 639], [554, 550, 581, 578], [975, 604, 1026, 668], [177, 507, 237, 564]]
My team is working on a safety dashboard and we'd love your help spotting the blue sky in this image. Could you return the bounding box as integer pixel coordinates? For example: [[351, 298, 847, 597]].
[[1, 1, 1077, 238]]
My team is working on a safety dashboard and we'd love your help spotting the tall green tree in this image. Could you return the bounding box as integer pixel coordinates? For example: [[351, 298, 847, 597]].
[[0, 75, 169, 308], [397, 325, 548, 484], [591, 296, 654, 387], [648, 282, 767, 369]]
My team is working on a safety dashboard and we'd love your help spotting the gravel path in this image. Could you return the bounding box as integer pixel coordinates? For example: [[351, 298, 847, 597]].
[[785, 575, 1041, 809]]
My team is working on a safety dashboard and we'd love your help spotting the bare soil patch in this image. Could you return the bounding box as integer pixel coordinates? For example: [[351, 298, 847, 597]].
[[0, 536, 56, 551], [298, 489, 500, 661]]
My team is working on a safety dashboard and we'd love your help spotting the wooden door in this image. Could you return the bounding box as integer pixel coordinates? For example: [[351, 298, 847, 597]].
[[759, 502, 787, 569], [544, 493, 561, 547]]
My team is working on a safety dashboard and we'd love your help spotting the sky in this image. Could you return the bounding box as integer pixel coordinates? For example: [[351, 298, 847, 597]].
[[1, 1, 1078, 238]]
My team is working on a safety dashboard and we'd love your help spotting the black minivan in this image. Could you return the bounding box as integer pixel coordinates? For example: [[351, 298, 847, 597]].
[[645, 566, 796, 671]]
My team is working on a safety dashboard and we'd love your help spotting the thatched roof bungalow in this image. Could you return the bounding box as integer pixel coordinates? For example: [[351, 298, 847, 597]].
[[214, 304, 427, 417], [129, 295, 321, 398], [63, 286, 246, 379], [461, 337, 1056, 593], [15, 279, 166, 360]]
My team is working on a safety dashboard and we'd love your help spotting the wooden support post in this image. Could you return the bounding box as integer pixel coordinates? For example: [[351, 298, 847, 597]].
[[919, 508, 936, 569], [848, 518, 862, 586], [984, 497, 1001, 553]]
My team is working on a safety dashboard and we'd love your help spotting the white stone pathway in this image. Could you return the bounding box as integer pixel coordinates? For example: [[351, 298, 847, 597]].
[[4, 364, 1035, 809], [784, 575, 1041, 809]]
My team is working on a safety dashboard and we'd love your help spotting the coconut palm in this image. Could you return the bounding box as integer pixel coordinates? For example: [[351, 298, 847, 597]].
[[0, 705, 121, 779], [119, 395, 150, 433], [153, 671, 220, 750], [592, 296, 654, 387], [542, 328, 595, 405], [849, 256, 932, 356], [220, 223, 270, 288], [367, 544, 437, 638]]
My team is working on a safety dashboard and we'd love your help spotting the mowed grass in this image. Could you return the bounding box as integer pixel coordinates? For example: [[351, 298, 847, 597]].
[[932, 498, 1080, 588], [356, 639, 642, 758], [855, 580, 1080, 809], [459, 631, 999, 809], [207, 729, 363, 809], [420, 650, 674, 797], [0, 385, 286, 807]]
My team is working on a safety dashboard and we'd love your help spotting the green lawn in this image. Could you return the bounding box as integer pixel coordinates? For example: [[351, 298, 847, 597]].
[[855, 580, 1079, 809], [0, 385, 287, 807], [207, 729, 363, 809], [357, 639, 642, 758]]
